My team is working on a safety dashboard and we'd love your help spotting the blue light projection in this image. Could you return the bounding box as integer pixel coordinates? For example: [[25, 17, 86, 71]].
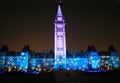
[[104, 56, 113, 68], [0, 52, 6, 70], [1, 50, 120, 72], [111, 52, 120, 68], [66, 58, 88, 71], [54, 58, 66, 70], [5, 52, 29, 72], [5, 56, 20, 68], [19, 52, 29, 72], [29, 58, 54, 71], [88, 52, 101, 69]]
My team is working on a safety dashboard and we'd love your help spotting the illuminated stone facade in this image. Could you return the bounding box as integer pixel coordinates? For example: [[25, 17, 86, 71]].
[[54, 5, 66, 70]]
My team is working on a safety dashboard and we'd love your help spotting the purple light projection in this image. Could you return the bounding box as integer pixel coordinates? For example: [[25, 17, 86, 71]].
[[54, 5, 66, 70]]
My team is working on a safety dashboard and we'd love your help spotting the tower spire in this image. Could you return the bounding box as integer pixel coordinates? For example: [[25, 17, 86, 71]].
[[54, 0, 66, 70], [57, 1, 62, 16]]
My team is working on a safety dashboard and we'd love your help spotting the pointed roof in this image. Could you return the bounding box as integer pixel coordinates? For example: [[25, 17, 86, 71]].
[[57, 5, 63, 16]]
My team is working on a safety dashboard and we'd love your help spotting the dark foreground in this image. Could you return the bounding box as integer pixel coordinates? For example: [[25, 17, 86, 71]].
[[0, 70, 120, 83]]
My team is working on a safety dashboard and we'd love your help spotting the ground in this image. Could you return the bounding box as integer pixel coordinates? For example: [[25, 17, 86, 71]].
[[0, 70, 120, 83]]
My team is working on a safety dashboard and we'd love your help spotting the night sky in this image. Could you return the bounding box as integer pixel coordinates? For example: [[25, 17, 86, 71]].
[[0, 0, 120, 56]]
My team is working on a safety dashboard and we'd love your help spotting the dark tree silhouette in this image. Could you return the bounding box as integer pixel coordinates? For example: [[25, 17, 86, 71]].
[[0, 45, 9, 52]]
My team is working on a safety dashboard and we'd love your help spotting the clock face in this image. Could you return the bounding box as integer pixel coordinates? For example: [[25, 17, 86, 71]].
[[57, 17, 62, 21]]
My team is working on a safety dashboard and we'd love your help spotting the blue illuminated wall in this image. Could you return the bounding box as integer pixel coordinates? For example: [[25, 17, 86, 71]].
[[5, 55, 20, 69], [0, 52, 6, 70], [29, 58, 54, 71], [66, 58, 88, 71], [29, 51, 89, 71], [19, 52, 29, 71], [103, 56, 113, 68], [0, 49, 119, 72], [5, 52, 29, 72], [111, 52, 120, 68], [100, 51, 120, 70], [88, 52, 101, 69]]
